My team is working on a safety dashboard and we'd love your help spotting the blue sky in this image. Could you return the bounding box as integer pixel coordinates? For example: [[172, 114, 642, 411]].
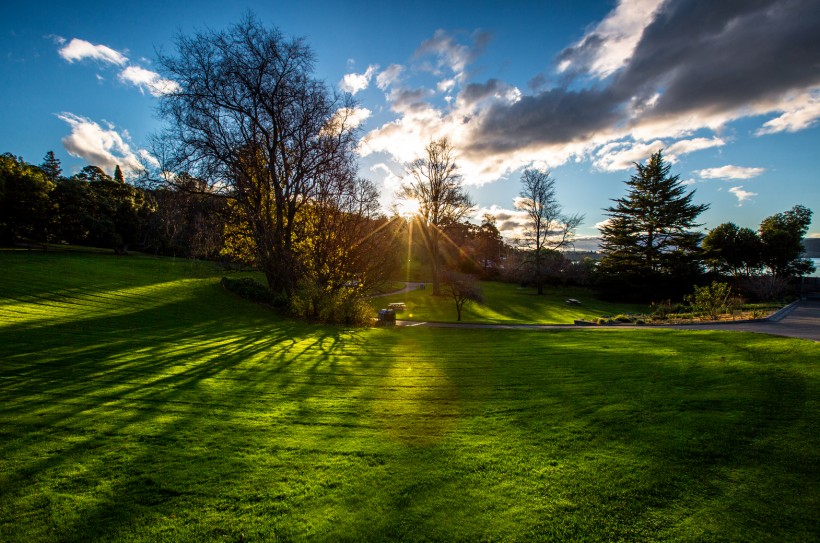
[[2, 0, 819, 246]]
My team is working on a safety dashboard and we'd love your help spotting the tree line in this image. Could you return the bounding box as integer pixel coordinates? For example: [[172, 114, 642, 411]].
[[2, 15, 814, 324]]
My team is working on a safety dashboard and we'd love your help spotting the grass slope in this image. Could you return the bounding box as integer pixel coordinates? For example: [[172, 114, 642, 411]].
[[1, 250, 818, 542], [376, 281, 647, 323]]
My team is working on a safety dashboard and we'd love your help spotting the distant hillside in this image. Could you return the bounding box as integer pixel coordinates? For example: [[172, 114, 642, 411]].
[[804, 238, 820, 258]]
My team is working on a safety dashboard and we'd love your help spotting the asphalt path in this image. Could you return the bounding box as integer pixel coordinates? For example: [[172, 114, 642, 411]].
[[394, 300, 820, 342]]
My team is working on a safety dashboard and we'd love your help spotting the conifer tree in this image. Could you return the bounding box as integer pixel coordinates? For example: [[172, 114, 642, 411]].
[[597, 150, 709, 299], [40, 151, 62, 182], [114, 165, 125, 183]]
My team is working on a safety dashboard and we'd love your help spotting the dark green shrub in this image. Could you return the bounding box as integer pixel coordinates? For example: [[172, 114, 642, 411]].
[[221, 276, 287, 308]]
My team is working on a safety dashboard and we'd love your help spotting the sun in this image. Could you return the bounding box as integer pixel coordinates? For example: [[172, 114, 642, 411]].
[[395, 197, 421, 219]]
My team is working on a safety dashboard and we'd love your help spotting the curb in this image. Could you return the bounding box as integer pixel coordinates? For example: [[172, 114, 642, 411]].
[[765, 300, 800, 322]]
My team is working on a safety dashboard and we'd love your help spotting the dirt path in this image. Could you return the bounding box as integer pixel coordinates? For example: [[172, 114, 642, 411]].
[[395, 301, 820, 342]]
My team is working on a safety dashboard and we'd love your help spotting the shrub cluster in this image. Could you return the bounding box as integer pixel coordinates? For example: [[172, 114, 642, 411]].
[[289, 279, 374, 326], [220, 277, 287, 308]]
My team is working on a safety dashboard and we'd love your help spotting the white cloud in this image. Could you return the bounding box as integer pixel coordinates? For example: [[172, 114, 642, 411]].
[[728, 186, 757, 205], [697, 165, 765, 180], [472, 205, 529, 239], [594, 140, 665, 171], [558, 0, 665, 78], [376, 64, 404, 90], [756, 88, 820, 135], [339, 65, 378, 95], [57, 113, 145, 175], [58, 38, 127, 66], [139, 149, 160, 169], [118, 66, 179, 96], [666, 137, 726, 156]]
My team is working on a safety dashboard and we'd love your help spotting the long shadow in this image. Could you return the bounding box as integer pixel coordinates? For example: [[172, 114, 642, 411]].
[[2, 267, 818, 541]]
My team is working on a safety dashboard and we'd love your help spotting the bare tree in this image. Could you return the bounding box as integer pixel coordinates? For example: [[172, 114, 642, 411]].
[[156, 14, 360, 298], [400, 138, 474, 295], [442, 270, 483, 321], [517, 169, 583, 294]]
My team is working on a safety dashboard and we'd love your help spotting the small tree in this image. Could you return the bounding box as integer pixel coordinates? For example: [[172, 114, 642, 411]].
[[40, 151, 62, 183], [400, 138, 474, 296], [685, 281, 733, 320], [442, 269, 482, 321], [517, 169, 583, 294], [113, 165, 125, 183]]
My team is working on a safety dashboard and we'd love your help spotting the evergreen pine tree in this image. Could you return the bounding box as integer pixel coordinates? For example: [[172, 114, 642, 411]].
[[597, 150, 709, 300], [114, 165, 125, 183], [40, 151, 62, 182]]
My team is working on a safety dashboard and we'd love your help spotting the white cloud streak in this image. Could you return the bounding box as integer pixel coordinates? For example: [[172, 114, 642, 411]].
[[58, 38, 127, 65], [557, 0, 665, 78], [728, 186, 757, 204], [118, 66, 179, 96], [697, 165, 765, 180], [339, 65, 378, 95], [756, 87, 820, 135], [376, 64, 404, 90]]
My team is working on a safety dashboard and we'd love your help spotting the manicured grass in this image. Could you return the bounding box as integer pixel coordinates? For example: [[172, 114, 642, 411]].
[[376, 281, 648, 323], [1, 250, 818, 542]]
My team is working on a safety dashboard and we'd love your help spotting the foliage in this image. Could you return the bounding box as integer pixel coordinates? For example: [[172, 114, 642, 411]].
[[739, 274, 791, 302], [685, 281, 734, 320], [40, 150, 62, 183], [474, 214, 506, 277], [516, 169, 583, 294], [143, 181, 228, 259], [289, 277, 374, 325], [220, 276, 286, 307], [597, 150, 709, 301], [157, 14, 359, 298], [702, 222, 763, 277], [0, 153, 55, 243], [400, 138, 474, 295], [759, 205, 814, 278]]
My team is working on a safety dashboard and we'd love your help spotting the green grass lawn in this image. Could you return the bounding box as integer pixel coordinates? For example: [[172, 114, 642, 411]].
[[375, 281, 648, 323], [1, 250, 818, 542]]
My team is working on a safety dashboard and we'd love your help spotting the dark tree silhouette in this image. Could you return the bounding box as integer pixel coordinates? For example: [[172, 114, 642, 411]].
[[157, 14, 360, 298], [597, 150, 709, 300]]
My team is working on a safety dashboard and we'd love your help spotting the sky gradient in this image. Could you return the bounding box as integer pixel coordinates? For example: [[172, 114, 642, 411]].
[[2, 0, 819, 246]]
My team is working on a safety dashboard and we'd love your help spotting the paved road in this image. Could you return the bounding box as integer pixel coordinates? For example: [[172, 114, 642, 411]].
[[395, 300, 820, 342]]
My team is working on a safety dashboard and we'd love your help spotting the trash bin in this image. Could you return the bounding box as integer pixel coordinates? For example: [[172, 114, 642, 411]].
[[377, 308, 396, 326]]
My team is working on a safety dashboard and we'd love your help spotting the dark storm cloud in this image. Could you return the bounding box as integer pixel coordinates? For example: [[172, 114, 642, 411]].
[[469, 87, 622, 152], [619, 0, 820, 117], [460, 79, 508, 105], [388, 87, 434, 112], [466, 0, 820, 154], [498, 220, 521, 233]]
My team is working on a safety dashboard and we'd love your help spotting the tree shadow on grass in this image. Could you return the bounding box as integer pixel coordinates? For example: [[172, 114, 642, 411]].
[[1, 287, 818, 542]]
